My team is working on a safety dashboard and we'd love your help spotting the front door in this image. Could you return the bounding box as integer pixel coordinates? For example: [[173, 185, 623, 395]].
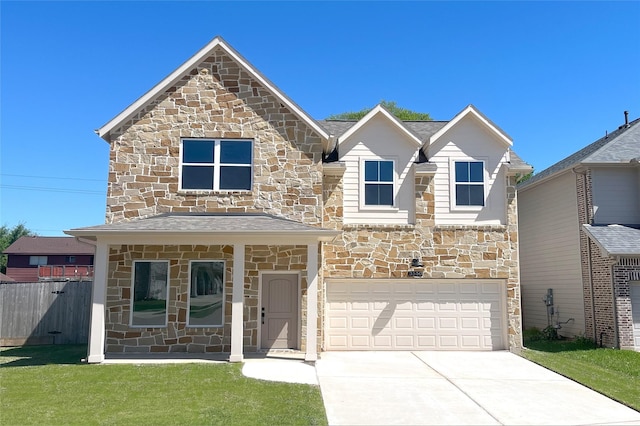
[[261, 273, 298, 350]]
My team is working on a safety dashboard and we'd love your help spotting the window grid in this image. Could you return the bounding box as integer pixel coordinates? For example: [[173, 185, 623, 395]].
[[181, 139, 252, 191], [455, 161, 485, 207], [363, 160, 394, 206]]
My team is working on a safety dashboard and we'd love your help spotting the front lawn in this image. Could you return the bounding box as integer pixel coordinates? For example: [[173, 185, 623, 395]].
[[522, 338, 640, 411], [0, 345, 327, 425]]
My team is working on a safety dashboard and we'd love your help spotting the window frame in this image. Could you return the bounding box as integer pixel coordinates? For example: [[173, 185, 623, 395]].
[[359, 158, 398, 210], [29, 255, 47, 266], [130, 260, 170, 328], [449, 158, 487, 211], [179, 138, 253, 192], [187, 260, 226, 328]]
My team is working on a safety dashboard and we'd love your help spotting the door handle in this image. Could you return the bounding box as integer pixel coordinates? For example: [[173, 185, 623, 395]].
[[261, 307, 265, 324]]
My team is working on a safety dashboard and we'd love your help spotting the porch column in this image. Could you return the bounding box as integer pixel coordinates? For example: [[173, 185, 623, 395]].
[[305, 242, 319, 361], [229, 243, 245, 362], [87, 240, 108, 363]]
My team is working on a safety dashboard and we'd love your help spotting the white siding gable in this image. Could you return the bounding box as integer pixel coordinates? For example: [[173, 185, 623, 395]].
[[339, 114, 418, 225], [428, 115, 508, 225]]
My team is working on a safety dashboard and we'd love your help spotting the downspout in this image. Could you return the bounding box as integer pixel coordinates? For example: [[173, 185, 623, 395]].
[[610, 258, 620, 348]]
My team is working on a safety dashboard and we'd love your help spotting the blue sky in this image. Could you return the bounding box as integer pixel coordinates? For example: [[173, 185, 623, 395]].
[[1, 1, 639, 236]]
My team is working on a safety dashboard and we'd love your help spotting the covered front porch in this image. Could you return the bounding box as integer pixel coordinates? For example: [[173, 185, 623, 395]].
[[65, 213, 338, 363]]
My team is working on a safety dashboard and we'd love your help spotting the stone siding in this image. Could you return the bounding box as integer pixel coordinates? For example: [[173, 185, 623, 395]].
[[322, 173, 523, 350], [105, 244, 312, 354], [106, 46, 323, 225]]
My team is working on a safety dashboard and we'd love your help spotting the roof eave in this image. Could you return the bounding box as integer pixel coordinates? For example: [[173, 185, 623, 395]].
[[97, 36, 329, 143], [338, 104, 423, 148], [429, 104, 513, 147]]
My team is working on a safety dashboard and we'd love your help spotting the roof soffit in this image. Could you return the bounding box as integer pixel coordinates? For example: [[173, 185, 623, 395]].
[[428, 105, 513, 147], [97, 36, 329, 142], [337, 104, 423, 149]]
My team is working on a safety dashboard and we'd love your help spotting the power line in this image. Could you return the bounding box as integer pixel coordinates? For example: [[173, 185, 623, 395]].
[[0, 185, 104, 195], [0, 173, 104, 182]]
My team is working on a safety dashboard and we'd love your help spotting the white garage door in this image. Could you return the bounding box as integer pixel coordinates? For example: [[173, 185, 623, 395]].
[[325, 280, 506, 351]]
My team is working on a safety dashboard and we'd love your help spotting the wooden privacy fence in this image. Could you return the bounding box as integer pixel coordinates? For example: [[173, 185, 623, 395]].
[[0, 281, 92, 346]]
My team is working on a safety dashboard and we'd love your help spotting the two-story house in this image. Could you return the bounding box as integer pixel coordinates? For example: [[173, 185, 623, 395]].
[[66, 37, 531, 363], [518, 116, 640, 349], [3, 236, 95, 282]]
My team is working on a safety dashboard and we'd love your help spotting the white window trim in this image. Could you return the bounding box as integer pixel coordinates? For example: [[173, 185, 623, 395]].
[[29, 255, 47, 266], [130, 260, 170, 328], [187, 259, 226, 328], [178, 138, 254, 193], [359, 157, 399, 211], [449, 158, 487, 212]]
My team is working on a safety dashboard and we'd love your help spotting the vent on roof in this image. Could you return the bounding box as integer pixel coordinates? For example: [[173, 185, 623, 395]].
[[624, 110, 630, 127]]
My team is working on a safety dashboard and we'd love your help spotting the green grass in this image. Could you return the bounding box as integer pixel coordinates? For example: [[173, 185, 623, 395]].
[[522, 338, 640, 411], [0, 345, 327, 425]]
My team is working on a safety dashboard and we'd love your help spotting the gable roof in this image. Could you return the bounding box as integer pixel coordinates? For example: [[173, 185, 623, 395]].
[[429, 104, 513, 147], [335, 104, 423, 147], [3, 236, 95, 255], [97, 36, 329, 142], [519, 117, 640, 190], [582, 224, 640, 258]]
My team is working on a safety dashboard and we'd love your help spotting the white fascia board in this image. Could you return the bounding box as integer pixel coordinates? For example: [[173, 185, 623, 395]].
[[97, 36, 329, 142], [429, 104, 513, 147], [338, 104, 423, 148]]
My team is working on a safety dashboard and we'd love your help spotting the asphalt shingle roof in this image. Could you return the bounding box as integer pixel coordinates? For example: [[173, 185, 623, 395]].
[[66, 213, 338, 236], [582, 224, 640, 257], [3, 236, 95, 255], [520, 118, 640, 189]]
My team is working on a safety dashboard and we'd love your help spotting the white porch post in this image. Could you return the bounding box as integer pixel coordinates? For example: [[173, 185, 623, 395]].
[[305, 242, 319, 361], [87, 240, 108, 363], [229, 243, 245, 362]]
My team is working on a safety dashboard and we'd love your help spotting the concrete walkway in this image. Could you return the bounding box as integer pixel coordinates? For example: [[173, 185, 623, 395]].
[[315, 351, 640, 426]]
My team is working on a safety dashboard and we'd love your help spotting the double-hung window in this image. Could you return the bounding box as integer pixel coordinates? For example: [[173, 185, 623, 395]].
[[131, 261, 169, 327], [188, 261, 225, 327], [181, 139, 252, 191], [364, 160, 394, 206], [454, 161, 485, 207], [29, 256, 47, 266]]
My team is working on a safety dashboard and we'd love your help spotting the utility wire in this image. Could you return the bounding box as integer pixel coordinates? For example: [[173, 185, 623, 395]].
[[0, 173, 104, 182], [0, 185, 104, 195]]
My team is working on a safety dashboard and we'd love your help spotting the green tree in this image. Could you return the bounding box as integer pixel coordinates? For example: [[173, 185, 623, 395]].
[[326, 100, 432, 121], [1, 223, 36, 274], [516, 171, 534, 184]]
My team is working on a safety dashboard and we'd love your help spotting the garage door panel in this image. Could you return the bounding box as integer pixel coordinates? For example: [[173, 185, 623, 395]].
[[326, 280, 506, 351]]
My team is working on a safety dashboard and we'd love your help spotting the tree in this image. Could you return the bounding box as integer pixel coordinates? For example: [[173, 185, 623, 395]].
[[516, 171, 534, 184], [326, 100, 432, 121], [1, 223, 36, 274]]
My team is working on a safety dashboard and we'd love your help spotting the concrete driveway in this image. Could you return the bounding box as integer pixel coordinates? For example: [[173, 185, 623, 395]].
[[316, 351, 640, 425]]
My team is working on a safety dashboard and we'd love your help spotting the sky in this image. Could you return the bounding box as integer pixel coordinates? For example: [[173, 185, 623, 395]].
[[1, 1, 639, 236]]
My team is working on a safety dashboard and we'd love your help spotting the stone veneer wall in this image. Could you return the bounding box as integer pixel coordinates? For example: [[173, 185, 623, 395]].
[[322, 173, 523, 350], [614, 258, 640, 349], [105, 244, 311, 354], [106, 46, 323, 225]]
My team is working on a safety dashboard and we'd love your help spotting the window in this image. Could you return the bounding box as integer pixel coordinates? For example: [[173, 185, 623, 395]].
[[66, 256, 76, 264], [364, 160, 394, 206], [131, 261, 169, 327], [455, 161, 484, 206], [181, 139, 252, 191], [188, 261, 225, 327], [29, 256, 47, 266]]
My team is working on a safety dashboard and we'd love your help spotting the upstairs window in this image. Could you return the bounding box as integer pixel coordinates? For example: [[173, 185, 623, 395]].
[[455, 161, 484, 206], [29, 256, 47, 266], [181, 139, 253, 191], [364, 160, 394, 206]]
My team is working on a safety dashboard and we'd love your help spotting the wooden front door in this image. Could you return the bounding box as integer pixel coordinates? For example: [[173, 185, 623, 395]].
[[261, 273, 298, 350]]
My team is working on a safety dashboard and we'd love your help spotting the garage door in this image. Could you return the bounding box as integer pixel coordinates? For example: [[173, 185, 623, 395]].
[[325, 280, 506, 351]]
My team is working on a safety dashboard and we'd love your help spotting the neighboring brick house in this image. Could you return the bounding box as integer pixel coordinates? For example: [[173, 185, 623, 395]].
[[518, 115, 640, 349], [66, 37, 532, 363], [3, 236, 95, 282]]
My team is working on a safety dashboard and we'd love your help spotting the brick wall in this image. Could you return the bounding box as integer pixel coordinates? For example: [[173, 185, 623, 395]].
[[613, 258, 640, 349]]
